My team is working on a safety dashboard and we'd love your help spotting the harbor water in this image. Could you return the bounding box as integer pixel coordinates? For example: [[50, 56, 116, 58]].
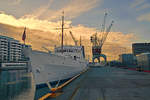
[[0, 69, 35, 100]]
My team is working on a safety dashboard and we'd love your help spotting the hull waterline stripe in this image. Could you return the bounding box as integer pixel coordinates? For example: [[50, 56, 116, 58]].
[[38, 68, 89, 100]]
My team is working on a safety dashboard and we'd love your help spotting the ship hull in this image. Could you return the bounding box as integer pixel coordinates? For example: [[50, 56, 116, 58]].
[[29, 50, 87, 88]]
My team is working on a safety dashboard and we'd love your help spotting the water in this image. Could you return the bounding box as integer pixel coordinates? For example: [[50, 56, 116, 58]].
[[0, 69, 35, 100]]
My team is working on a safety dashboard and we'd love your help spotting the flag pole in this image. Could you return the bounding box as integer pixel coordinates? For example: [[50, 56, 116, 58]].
[[24, 39, 25, 45]]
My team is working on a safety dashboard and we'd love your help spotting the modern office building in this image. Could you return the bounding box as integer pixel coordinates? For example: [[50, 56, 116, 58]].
[[0, 35, 30, 62], [132, 43, 150, 56], [119, 54, 136, 65], [136, 53, 150, 71]]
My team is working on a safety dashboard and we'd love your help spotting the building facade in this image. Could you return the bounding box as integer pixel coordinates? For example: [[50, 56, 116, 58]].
[[0, 36, 9, 62], [119, 54, 136, 65], [9, 39, 22, 62], [132, 43, 150, 56], [21, 44, 31, 61], [136, 53, 150, 71], [0, 35, 29, 62]]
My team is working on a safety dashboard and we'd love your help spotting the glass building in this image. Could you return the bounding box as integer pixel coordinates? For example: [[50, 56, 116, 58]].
[[132, 43, 150, 56]]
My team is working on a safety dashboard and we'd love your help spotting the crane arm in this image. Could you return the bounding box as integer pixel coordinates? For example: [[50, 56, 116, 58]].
[[101, 12, 107, 32], [91, 12, 107, 47], [69, 31, 78, 46], [100, 20, 114, 47], [42, 46, 51, 53], [79, 36, 82, 46]]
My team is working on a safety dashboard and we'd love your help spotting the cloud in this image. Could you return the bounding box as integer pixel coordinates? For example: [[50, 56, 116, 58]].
[[0, 0, 22, 5], [59, 0, 100, 19], [131, 0, 150, 22], [25, 0, 101, 20], [0, 11, 5, 14], [130, 0, 150, 11], [107, 32, 136, 46], [0, 21, 136, 61], [11, 0, 22, 5], [24, 0, 54, 19], [0, 0, 137, 60], [137, 13, 150, 21], [136, 3, 150, 11], [130, 0, 145, 8], [0, 0, 101, 32], [0, 12, 72, 33]]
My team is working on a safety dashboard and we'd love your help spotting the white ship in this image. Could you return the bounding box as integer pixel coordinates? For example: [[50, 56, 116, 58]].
[[24, 12, 88, 99], [23, 45, 88, 99], [30, 45, 87, 87]]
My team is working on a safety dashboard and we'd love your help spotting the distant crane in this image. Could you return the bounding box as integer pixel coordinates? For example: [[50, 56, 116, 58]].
[[79, 36, 82, 46], [69, 31, 78, 46], [42, 46, 51, 54], [90, 12, 114, 63]]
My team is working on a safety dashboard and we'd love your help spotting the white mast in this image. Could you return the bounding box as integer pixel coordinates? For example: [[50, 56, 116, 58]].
[[61, 11, 64, 53]]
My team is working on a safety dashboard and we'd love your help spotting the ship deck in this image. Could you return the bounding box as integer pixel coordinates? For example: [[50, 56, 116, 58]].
[[42, 66, 150, 100]]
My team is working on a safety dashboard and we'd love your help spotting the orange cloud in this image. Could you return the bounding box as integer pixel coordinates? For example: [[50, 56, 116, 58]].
[[0, 12, 136, 61], [0, 12, 72, 33]]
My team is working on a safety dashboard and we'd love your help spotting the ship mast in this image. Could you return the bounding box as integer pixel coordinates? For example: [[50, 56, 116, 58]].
[[61, 11, 64, 53]]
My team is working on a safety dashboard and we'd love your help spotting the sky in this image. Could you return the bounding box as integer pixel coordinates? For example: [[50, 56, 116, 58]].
[[0, 0, 150, 60]]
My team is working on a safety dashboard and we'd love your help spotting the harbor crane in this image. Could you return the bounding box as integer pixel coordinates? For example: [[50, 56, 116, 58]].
[[79, 36, 82, 46], [69, 31, 78, 46], [90, 12, 114, 63], [42, 46, 51, 54]]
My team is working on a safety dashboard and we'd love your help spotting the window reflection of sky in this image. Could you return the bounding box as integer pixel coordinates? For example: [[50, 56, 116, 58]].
[[0, 70, 33, 100]]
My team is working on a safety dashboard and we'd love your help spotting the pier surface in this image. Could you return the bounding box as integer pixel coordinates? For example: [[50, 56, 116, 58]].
[[47, 66, 150, 100]]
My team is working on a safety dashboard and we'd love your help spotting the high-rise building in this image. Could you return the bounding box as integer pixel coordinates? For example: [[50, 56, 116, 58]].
[[0, 35, 30, 62], [132, 43, 150, 56], [9, 39, 22, 62], [0, 36, 9, 62]]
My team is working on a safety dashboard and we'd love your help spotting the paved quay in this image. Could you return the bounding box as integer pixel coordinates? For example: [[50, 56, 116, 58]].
[[47, 66, 150, 100]]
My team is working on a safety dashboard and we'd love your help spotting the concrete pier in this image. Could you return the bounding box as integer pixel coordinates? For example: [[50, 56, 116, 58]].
[[47, 66, 150, 100]]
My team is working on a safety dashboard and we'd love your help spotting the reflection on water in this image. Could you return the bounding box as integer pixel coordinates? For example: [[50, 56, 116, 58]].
[[0, 69, 35, 100]]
